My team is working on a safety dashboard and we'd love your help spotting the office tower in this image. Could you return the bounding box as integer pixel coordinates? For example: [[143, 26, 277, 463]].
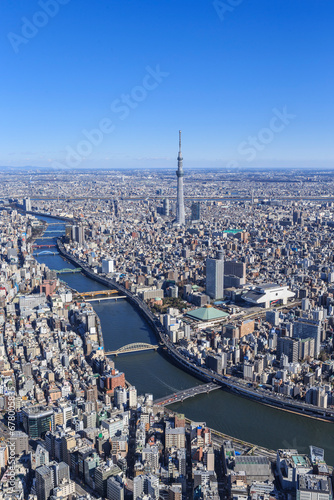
[[163, 198, 170, 216], [146, 475, 159, 499], [277, 337, 299, 363], [169, 484, 182, 500], [298, 337, 315, 360], [35, 465, 54, 500], [176, 130, 185, 225], [133, 475, 159, 500], [206, 353, 224, 374], [34, 444, 49, 468], [114, 387, 127, 409], [293, 319, 321, 356], [204, 447, 215, 472], [11, 431, 29, 455], [72, 225, 85, 245], [22, 407, 54, 438], [23, 198, 31, 211], [191, 202, 201, 221], [177, 448, 186, 476], [65, 225, 72, 241], [133, 475, 144, 499], [45, 432, 55, 459], [165, 427, 186, 449], [107, 476, 124, 500], [293, 209, 303, 225], [95, 464, 116, 497], [51, 461, 70, 487], [128, 386, 137, 409], [142, 445, 159, 471], [102, 259, 114, 274], [206, 250, 224, 299], [224, 260, 246, 279], [61, 433, 76, 466], [114, 199, 119, 217]]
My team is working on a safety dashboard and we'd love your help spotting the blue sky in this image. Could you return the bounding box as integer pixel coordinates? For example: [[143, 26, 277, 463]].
[[1, 0, 333, 169]]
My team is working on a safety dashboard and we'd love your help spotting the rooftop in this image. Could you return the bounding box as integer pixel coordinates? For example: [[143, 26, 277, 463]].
[[235, 456, 269, 465], [292, 455, 308, 467], [186, 305, 229, 322]]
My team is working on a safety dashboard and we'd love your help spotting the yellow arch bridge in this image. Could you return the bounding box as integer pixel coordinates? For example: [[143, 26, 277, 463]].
[[105, 343, 159, 356]]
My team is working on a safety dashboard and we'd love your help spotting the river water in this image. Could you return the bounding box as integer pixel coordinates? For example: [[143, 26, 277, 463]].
[[33, 216, 334, 464]]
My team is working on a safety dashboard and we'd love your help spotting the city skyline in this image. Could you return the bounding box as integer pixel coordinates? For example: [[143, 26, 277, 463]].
[[1, 1, 334, 169], [2, 169, 334, 498]]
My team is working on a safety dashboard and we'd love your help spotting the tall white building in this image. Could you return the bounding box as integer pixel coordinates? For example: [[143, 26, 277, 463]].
[[102, 259, 114, 274], [128, 386, 137, 409], [206, 251, 224, 299], [24, 198, 31, 211]]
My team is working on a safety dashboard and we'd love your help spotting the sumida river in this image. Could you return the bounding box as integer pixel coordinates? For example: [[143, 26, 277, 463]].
[[33, 215, 334, 464]]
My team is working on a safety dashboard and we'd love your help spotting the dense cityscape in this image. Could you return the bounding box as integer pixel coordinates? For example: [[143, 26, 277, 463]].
[[1, 161, 334, 499], [2, 0, 333, 498]]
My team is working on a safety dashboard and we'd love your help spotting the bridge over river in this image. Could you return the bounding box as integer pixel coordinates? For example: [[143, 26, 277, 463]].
[[153, 382, 221, 406], [105, 342, 159, 356]]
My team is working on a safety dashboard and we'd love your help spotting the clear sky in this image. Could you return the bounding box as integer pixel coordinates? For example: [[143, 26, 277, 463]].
[[1, 0, 333, 169]]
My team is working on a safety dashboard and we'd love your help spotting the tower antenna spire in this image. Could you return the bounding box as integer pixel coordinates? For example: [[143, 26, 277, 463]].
[[176, 131, 185, 225]]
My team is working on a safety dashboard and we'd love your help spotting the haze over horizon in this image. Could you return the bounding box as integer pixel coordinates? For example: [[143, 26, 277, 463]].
[[1, 0, 333, 169]]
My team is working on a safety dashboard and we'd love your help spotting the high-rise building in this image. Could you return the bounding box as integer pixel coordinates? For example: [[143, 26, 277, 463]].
[[165, 426, 185, 449], [133, 474, 159, 500], [11, 431, 29, 455], [112, 199, 119, 217], [293, 209, 303, 225], [277, 337, 299, 363], [128, 386, 137, 409], [224, 260, 246, 279], [169, 484, 182, 500], [72, 225, 85, 245], [191, 202, 201, 222], [22, 407, 54, 438], [51, 461, 70, 487], [61, 433, 76, 466], [35, 465, 54, 500], [298, 337, 315, 360], [33, 444, 49, 469], [293, 319, 321, 356], [95, 464, 115, 497], [23, 198, 31, 211], [206, 250, 224, 299], [133, 475, 144, 499], [176, 131, 185, 225], [163, 198, 170, 216], [204, 447, 215, 472], [107, 476, 124, 500], [102, 259, 114, 274]]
